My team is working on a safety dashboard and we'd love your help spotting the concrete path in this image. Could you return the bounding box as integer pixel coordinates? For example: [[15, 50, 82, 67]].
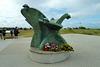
[[0, 34, 100, 67]]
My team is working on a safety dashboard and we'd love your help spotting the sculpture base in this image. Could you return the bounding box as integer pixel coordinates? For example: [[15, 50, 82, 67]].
[[29, 47, 69, 63]]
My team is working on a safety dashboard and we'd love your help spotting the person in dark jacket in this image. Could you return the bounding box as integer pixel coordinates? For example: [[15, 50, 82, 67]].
[[14, 27, 19, 39], [2, 27, 6, 40]]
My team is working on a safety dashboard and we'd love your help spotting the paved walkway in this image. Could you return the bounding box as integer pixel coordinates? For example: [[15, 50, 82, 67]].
[[0, 34, 100, 67]]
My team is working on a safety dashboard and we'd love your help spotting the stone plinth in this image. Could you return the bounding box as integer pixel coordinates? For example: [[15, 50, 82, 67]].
[[29, 48, 69, 63]]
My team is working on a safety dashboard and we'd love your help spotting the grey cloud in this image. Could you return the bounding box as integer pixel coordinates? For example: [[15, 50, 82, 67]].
[[0, 0, 100, 28]]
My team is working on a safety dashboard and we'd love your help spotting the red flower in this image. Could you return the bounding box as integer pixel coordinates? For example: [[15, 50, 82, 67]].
[[49, 49, 51, 51], [45, 48, 48, 51], [42, 48, 45, 50]]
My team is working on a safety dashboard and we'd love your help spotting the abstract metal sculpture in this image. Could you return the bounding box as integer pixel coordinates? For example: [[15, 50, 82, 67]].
[[21, 4, 71, 50]]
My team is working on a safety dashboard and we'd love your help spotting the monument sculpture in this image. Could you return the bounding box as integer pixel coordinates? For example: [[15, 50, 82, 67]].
[[21, 4, 73, 63], [21, 4, 71, 50]]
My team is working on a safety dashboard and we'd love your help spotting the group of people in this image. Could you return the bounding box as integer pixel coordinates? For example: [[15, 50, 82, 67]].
[[0, 27, 19, 40]]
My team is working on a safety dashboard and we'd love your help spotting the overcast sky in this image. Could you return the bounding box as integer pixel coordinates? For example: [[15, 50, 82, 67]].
[[0, 0, 100, 28]]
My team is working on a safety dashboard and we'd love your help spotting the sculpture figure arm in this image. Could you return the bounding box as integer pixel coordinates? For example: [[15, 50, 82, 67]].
[[56, 13, 71, 24]]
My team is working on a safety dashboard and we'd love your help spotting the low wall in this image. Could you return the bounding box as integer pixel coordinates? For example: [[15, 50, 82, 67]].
[[29, 47, 69, 63]]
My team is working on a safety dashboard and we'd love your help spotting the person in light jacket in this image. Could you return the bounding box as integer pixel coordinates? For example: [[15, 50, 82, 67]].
[[0, 30, 2, 40]]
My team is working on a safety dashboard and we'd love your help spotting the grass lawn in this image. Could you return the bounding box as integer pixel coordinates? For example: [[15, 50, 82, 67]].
[[5, 29, 100, 39], [60, 29, 100, 36], [19, 30, 34, 37], [6, 30, 34, 39]]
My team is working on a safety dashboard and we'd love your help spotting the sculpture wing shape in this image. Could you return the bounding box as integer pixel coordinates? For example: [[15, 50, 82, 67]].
[[21, 5, 49, 28], [21, 4, 49, 48]]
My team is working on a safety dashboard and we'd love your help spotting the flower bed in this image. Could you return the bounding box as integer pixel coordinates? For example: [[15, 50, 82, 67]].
[[42, 42, 74, 52], [29, 42, 72, 63]]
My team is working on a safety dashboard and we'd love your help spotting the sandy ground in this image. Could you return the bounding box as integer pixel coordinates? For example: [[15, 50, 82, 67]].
[[0, 34, 100, 67]]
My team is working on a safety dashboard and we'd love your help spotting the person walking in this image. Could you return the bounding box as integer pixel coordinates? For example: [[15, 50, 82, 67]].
[[0, 29, 2, 40], [14, 27, 19, 39], [2, 27, 6, 40], [10, 29, 13, 39]]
